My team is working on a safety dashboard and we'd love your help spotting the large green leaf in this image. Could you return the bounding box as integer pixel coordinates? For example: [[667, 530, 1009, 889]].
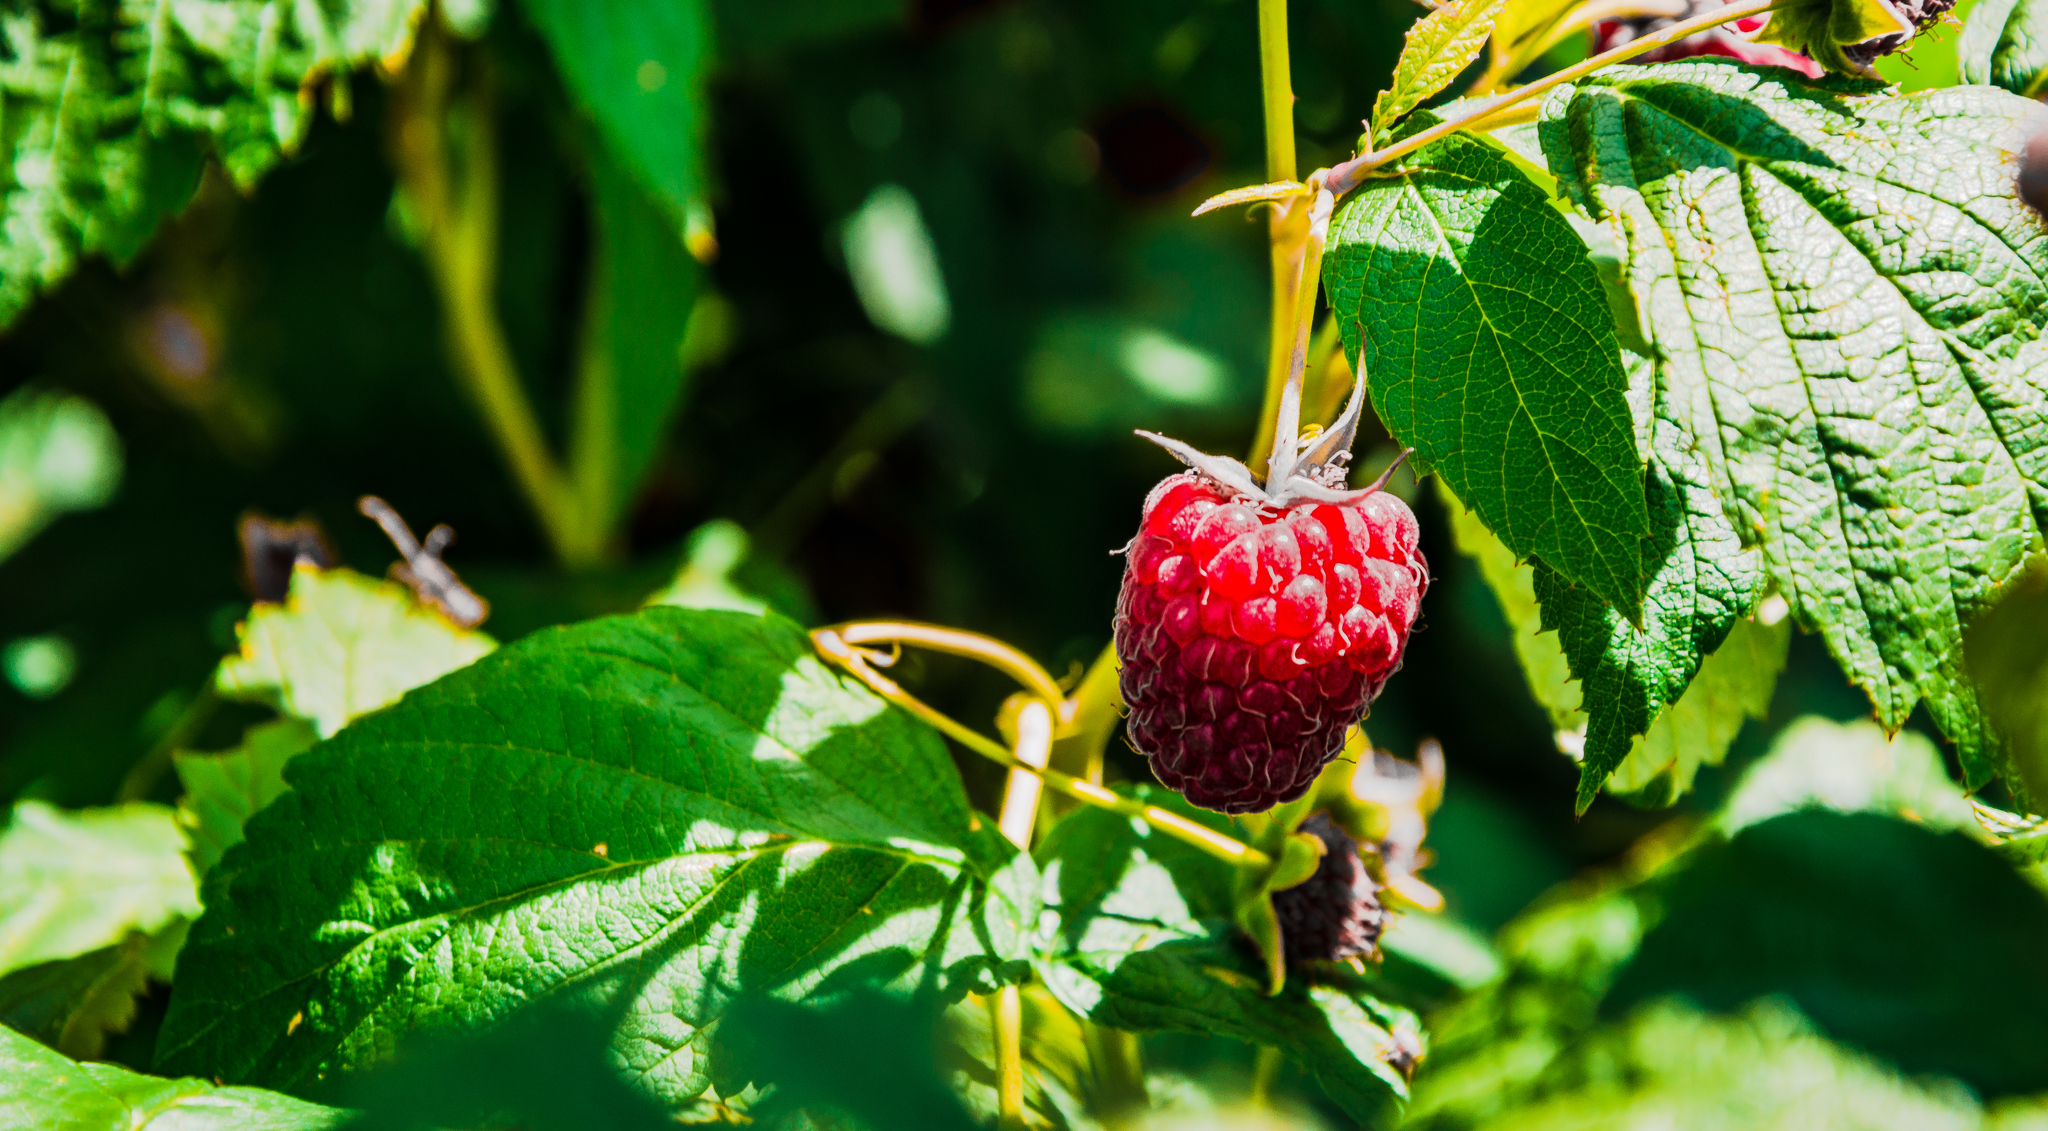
[[0, 0, 426, 325], [518, 0, 711, 229], [0, 800, 198, 978], [173, 718, 318, 878], [216, 567, 496, 738], [157, 609, 1034, 1111], [1959, 0, 2048, 94], [1324, 125, 1650, 617], [1370, 0, 1509, 141], [0, 1023, 343, 1130], [1540, 62, 2048, 787], [1609, 811, 2048, 1096], [1032, 786, 1417, 1125]]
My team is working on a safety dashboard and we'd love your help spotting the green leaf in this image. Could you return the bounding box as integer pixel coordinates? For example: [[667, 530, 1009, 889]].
[[1714, 715, 1979, 837], [0, 921, 186, 1060], [1033, 787, 1418, 1124], [570, 135, 701, 529], [1605, 610, 1791, 806], [1371, 0, 1510, 142], [1540, 63, 2048, 788], [1967, 562, 2048, 806], [157, 609, 1034, 1109], [1610, 811, 2048, 1096], [0, 1023, 345, 1130], [0, 0, 428, 325], [215, 567, 497, 738], [1438, 478, 1583, 734], [0, 386, 122, 563], [519, 0, 712, 229], [1325, 124, 1650, 617], [173, 718, 319, 878], [1960, 0, 2048, 95], [0, 800, 199, 978]]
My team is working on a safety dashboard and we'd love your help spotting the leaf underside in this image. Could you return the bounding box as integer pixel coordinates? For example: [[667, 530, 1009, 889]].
[[157, 609, 1034, 1112], [1541, 61, 2048, 788], [1959, 0, 2048, 96], [1324, 124, 1651, 618]]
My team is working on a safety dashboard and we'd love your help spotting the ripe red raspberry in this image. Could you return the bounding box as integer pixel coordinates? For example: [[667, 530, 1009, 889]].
[[1113, 385, 1426, 813], [1271, 813, 1388, 964]]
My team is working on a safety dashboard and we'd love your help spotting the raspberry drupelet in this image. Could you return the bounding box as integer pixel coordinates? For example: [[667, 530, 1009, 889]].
[[1114, 375, 1427, 814]]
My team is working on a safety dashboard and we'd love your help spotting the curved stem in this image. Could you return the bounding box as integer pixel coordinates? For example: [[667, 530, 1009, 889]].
[[992, 984, 1026, 1130], [830, 620, 1065, 708], [1325, 0, 1783, 193], [813, 629, 1271, 870]]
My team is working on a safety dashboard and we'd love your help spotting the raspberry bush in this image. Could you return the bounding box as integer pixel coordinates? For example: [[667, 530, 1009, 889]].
[[5, 0, 2048, 1127]]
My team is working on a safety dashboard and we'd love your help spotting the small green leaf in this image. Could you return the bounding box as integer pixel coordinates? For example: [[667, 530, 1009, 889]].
[[519, 0, 712, 229], [0, 1023, 345, 1130], [1371, 0, 1510, 142], [0, 800, 199, 978], [0, 921, 187, 1060], [158, 609, 1033, 1110], [1541, 63, 2048, 789], [216, 567, 496, 738], [1960, 0, 2048, 95], [1034, 787, 1418, 1124], [1751, 0, 1920, 73], [173, 718, 318, 878], [1325, 124, 1650, 617], [1606, 610, 1791, 806]]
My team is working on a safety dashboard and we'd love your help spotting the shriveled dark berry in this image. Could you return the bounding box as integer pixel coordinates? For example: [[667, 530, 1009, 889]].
[[1271, 813, 1388, 965]]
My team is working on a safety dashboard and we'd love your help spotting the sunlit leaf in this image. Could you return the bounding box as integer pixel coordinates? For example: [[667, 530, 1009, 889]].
[[158, 609, 1034, 1112], [1605, 610, 1791, 806], [215, 567, 496, 738], [1371, 0, 1510, 141], [0, 800, 198, 978], [0, 1023, 344, 1129], [0, 0, 428, 324], [1541, 62, 2048, 789], [0, 387, 121, 564]]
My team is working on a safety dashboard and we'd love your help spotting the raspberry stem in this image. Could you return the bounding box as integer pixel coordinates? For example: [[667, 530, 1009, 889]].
[[813, 626, 1275, 870]]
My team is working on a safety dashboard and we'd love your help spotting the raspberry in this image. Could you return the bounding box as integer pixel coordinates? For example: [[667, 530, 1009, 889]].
[[1114, 383, 1427, 814], [1271, 814, 1388, 964]]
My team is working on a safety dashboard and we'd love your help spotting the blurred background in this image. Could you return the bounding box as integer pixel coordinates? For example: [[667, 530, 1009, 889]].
[[0, 0, 1998, 1124]]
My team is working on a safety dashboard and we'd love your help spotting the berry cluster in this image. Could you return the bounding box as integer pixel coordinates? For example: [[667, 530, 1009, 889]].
[[1114, 472, 1426, 813]]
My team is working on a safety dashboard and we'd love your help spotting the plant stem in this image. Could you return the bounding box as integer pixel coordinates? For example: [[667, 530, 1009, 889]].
[[1046, 644, 1119, 801], [1250, 1045, 1285, 1107], [1466, 0, 1689, 96], [992, 984, 1026, 1131], [812, 628, 1272, 870], [831, 620, 1065, 708], [390, 27, 597, 568], [1251, 0, 1306, 474], [1326, 0, 1783, 193]]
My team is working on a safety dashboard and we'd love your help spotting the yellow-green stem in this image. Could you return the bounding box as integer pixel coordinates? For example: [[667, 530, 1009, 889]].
[[812, 629, 1272, 870], [1252, 0, 1302, 473], [1250, 1045, 1285, 1107], [992, 984, 1026, 1130], [1329, 0, 1783, 192]]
